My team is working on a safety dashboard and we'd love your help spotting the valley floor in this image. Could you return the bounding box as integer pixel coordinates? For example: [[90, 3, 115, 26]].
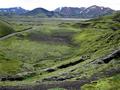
[[0, 14, 120, 90]]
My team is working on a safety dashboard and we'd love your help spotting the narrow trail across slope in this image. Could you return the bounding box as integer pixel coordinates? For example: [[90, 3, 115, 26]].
[[0, 27, 36, 40]]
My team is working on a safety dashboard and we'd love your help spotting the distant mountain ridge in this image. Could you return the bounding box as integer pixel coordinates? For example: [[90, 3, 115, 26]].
[[0, 7, 28, 15], [54, 7, 86, 18], [54, 5, 114, 18], [0, 5, 115, 18], [23, 8, 59, 17], [80, 5, 114, 18]]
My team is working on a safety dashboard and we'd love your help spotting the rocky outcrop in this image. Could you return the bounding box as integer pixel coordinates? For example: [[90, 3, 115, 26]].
[[0, 72, 36, 81], [93, 49, 120, 64]]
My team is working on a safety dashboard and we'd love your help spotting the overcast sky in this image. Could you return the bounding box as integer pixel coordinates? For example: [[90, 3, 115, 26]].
[[0, 0, 119, 10]]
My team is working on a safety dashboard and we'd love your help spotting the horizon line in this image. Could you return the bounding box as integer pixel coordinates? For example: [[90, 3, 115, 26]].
[[0, 5, 118, 11]]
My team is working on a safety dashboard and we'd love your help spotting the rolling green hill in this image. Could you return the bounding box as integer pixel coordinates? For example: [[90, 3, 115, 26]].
[[0, 12, 120, 90], [0, 20, 14, 37]]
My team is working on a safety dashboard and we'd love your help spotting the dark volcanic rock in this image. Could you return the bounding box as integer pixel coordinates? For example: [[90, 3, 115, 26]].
[[93, 49, 120, 64], [44, 68, 55, 72], [0, 72, 36, 81]]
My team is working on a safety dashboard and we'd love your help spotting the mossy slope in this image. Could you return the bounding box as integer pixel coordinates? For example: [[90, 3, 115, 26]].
[[0, 12, 120, 90], [0, 20, 14, 37]]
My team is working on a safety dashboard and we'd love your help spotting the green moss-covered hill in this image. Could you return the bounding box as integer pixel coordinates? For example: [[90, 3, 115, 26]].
[[0, 20, 14, 37], [0, 12, 120, 90]]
